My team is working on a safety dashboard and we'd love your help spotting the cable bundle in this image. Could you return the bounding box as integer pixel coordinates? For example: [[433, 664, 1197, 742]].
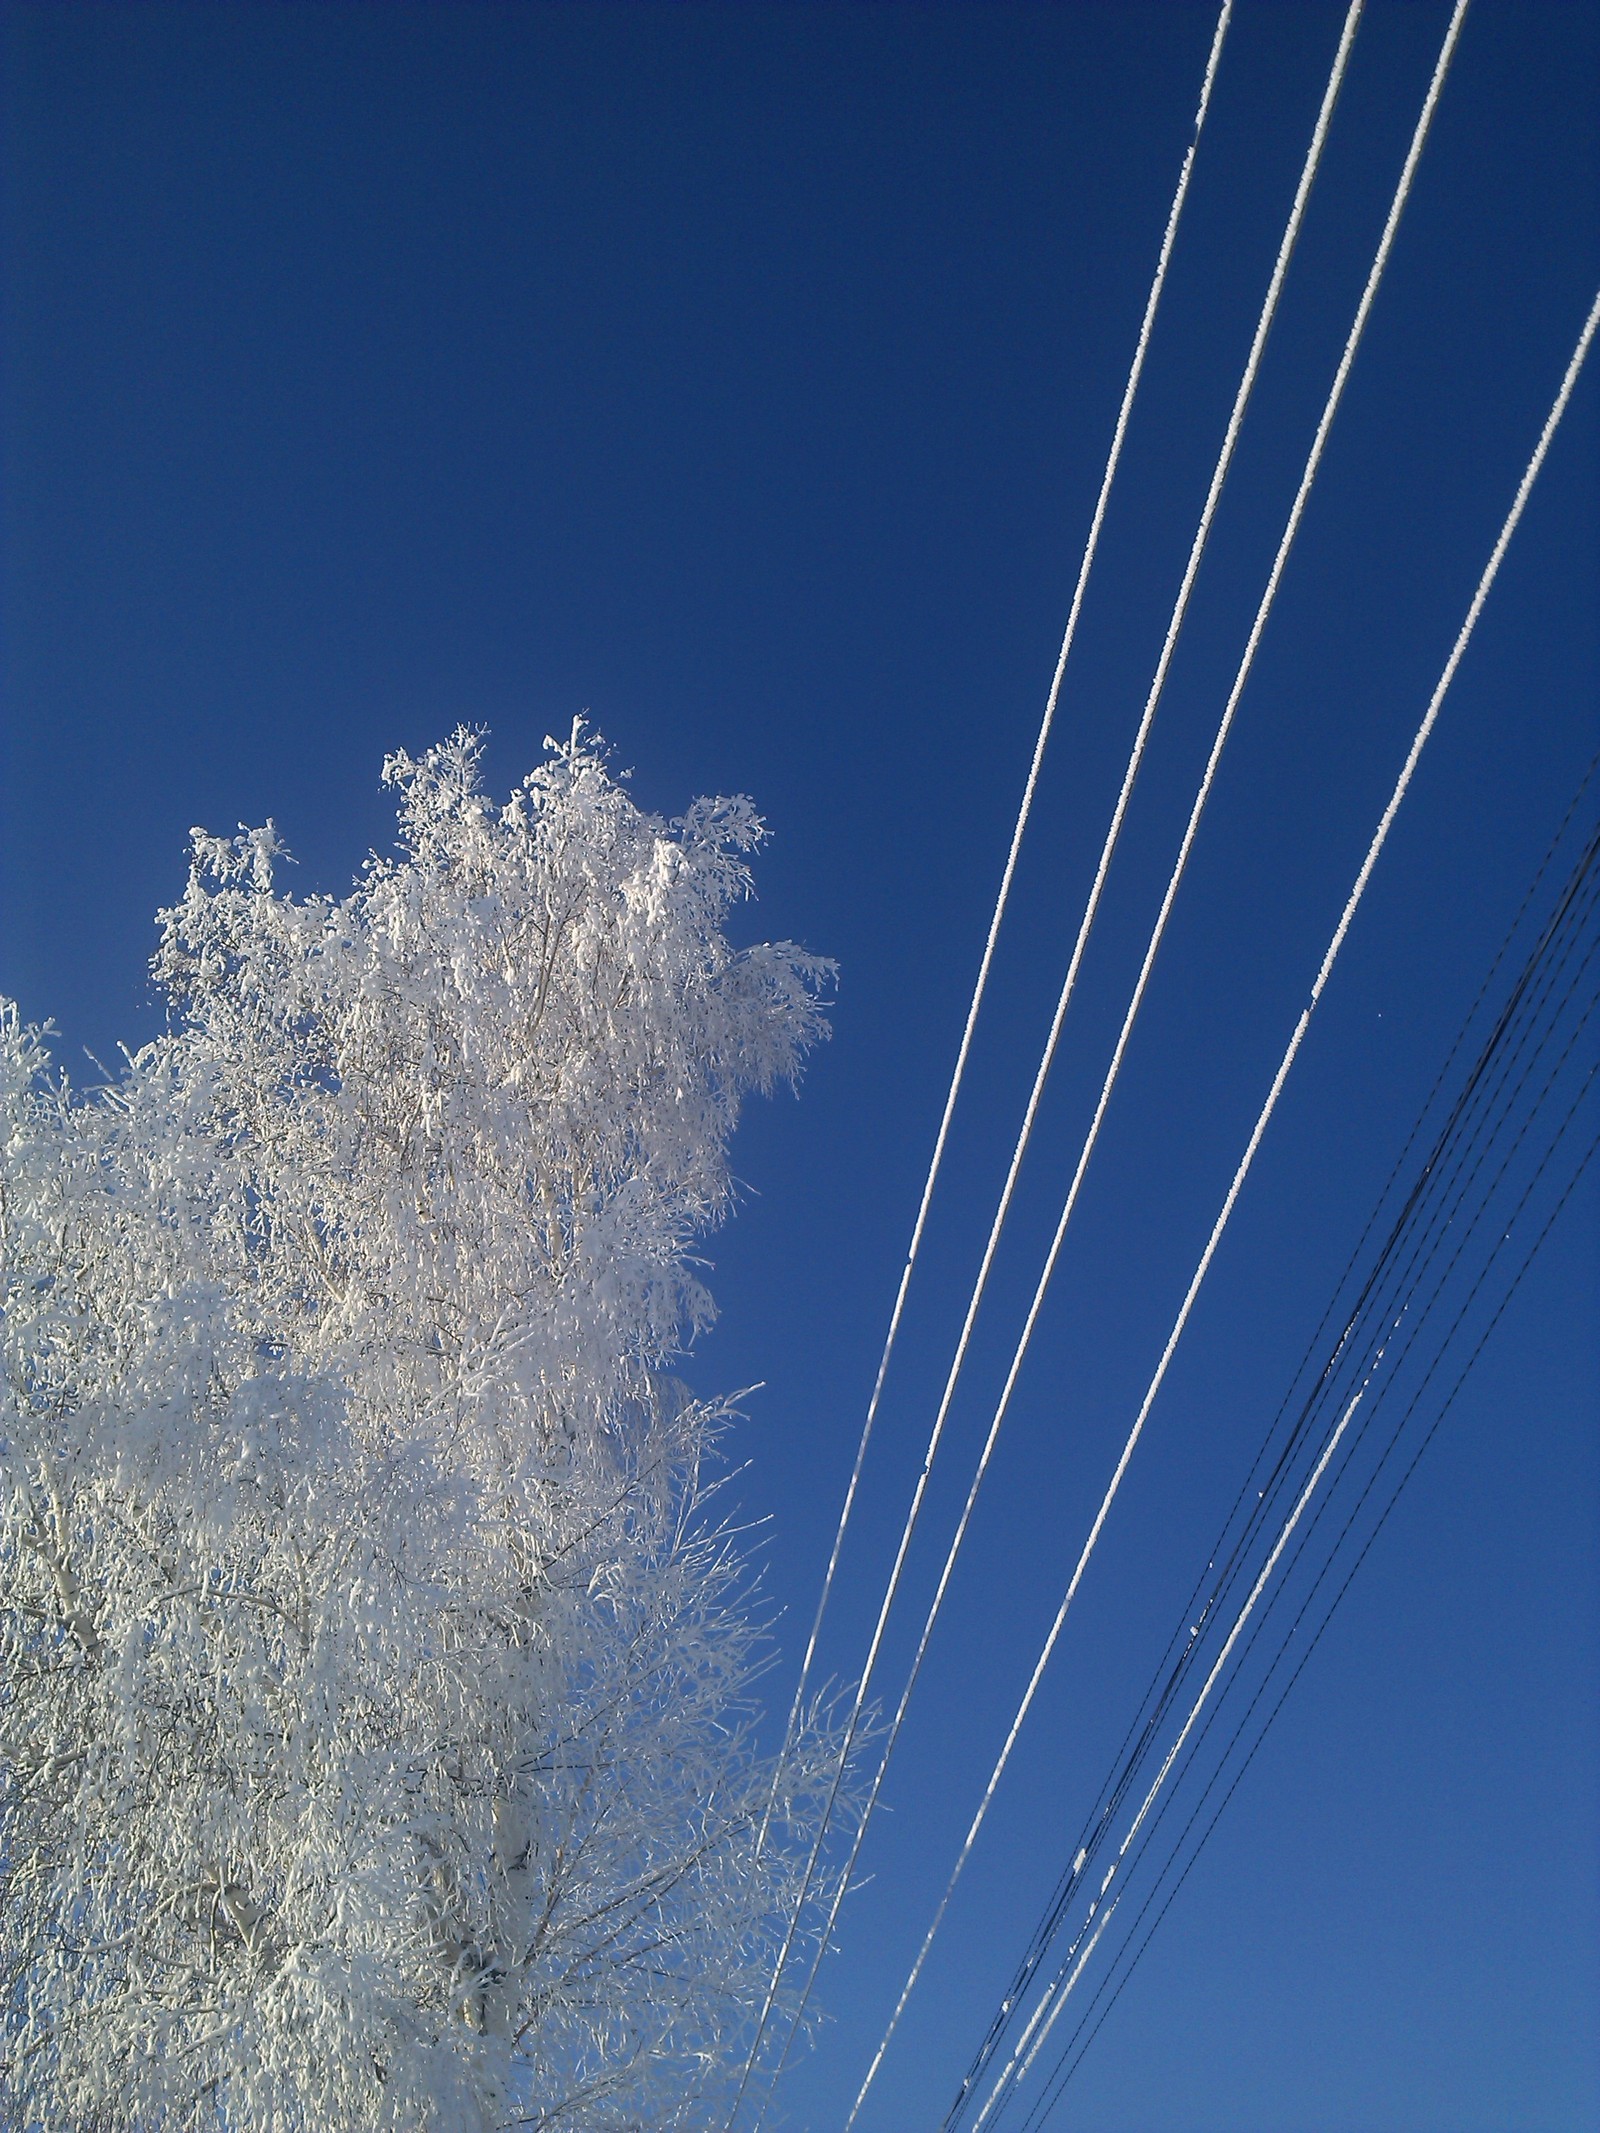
[[711, 0, 1598, 2120], [948, 789, 1600, 2133]]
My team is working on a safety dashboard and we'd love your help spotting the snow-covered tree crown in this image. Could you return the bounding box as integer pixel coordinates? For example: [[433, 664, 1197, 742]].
[[1, 727, 847, 2132], [152, 722, 833, 1387]]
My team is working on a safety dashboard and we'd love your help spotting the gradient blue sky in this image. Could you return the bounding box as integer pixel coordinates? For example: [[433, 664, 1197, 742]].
[[3, 4, 1597, 2128]]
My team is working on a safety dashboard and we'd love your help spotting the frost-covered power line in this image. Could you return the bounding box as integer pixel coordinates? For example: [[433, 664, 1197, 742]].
[[736, 4, 1370, 2115], [839, 3, 1474, 2105], [725, 4, 1242, 2114], [922, 276, 1600, 2133], [752, 0, 1238, 1866], [998, 847, 1600, 2131], [945, 789, 1600, 2128]]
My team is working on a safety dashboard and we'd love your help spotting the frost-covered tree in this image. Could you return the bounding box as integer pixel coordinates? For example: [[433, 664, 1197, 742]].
[[0, 727, 847, 2132]]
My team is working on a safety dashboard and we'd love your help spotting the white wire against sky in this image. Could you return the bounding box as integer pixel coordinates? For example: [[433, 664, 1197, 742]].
[[729, 4, 1356, 2115], [984, 1369, 1380, 2126], [917, 277, 1599, 2133], [938, 806, 1600, 2133], [938, 759, 1600, 2133], [739, 2, 1368, 2116], [717, 8, 1239, 2121], [839, 3, 1473, 2109], [1038, 1150, 1600, 2133], [750, 0, 1237, 1864], [1005, 948, 1600, 2131]]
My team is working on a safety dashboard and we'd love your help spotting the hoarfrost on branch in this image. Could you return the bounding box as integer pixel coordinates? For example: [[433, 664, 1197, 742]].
[[0, 726, 852, 2131]]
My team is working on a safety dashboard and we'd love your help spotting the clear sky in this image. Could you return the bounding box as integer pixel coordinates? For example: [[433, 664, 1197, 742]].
[[2, 4, 1596, 2129]]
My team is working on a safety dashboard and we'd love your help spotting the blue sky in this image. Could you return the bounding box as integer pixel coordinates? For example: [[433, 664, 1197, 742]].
[[2, 4, 1596, 2128]]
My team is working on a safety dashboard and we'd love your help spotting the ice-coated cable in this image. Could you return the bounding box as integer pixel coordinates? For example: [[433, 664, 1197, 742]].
[[726, 10, 1364, 2122], [962, 277, 1600, 2131], [951, 842, 1600, 2133], [751, 0, 1239, 1868], [1028, 1094, 1600, 2130], [933, 272, 1600, 2133], [965, 812, 1600, 2129], [838, 8, 1472, 2112], [973, 821, 1600, 2127]]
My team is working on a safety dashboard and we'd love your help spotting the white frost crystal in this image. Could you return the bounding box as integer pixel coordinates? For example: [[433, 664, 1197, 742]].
[[1, 727, 847, 2131]]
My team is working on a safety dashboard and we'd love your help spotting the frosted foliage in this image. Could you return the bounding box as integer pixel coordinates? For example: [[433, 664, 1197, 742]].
[[0, 728, 848, 2131]]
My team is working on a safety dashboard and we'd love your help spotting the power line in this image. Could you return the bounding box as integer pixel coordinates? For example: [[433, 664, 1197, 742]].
[[837, 6, 1474, 2110], [1068, 1109, 1599, 2104], [722, 9, 1253, 2121], [1023, 1075, 1599, 2132], [996, 983, 1599, 2130], [915, 275, 1600, 2132], [1073, 759, 1600, 1873], [947, 799, 1600, 2129], [1067, 744, 1600, 1873], [952, 831, 1600, 2129], [722, 26, 1242, 2100], [733, 6, 1370, 2118], [750, 0, 1238, 1869], [938, 780, 1600, 2115]]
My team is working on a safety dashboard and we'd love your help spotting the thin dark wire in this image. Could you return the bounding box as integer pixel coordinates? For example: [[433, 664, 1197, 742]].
[[942, 821, 1600, 2125], [1170, 749, 1598, 1614], [1186, 825, 1600, 1622], [1023, 1099, 1600, 2130], [976, 796, 1599, 2006], [999, 1047, 1594, 2133], [1035, 1121, 1600, 2122], [1177, 869, 1600, 1650], [951, 983, 1592, 2129], [951, 820, 1600, 2128], [1006, 1001, 1600, 2133], [958, 895, 1600, 2127], [1196, 753, 1600, 1557], [1173, 975, 1600, 1801]]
